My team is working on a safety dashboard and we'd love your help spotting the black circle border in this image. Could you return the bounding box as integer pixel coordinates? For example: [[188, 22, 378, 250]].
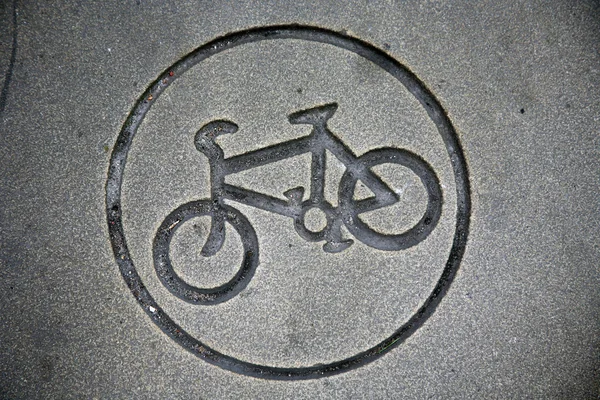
[[105, 24, 471, 380]]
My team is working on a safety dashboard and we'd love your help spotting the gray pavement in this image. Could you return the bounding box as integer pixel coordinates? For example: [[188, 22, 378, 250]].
[[1, 0, 599, 398]]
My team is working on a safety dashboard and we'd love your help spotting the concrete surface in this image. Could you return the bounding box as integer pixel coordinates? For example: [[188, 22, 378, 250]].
[[1, 0, 599, 398]]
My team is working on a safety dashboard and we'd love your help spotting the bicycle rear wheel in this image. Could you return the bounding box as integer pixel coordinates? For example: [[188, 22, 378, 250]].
[[338, 148, 442, 251], [153, 200, 259, 305]]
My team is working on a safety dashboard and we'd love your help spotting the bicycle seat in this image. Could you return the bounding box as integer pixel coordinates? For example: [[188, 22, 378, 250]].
[[288, 103, 338, 126]]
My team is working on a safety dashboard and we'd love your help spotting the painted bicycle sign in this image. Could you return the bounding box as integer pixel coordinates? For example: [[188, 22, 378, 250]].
[[153, 102, 443, 305], [106, 25, 471, 380]]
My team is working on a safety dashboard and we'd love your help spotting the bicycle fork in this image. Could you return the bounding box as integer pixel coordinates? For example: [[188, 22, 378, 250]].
[[194, 119, 239, 257]]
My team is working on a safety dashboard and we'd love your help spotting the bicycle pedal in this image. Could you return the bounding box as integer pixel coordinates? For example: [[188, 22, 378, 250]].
[[323, 239, 354, 253], [283, 186, 305, 204]]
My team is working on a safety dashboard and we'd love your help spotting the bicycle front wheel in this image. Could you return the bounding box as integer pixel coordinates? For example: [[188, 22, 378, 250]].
[[153, 200, 259, 305]]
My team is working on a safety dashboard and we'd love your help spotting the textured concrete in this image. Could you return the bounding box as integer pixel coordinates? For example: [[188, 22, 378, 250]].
[[1, 0, 599, 398]]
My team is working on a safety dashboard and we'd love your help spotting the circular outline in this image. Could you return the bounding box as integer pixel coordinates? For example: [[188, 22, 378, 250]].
[[106, 24, 471, 380]]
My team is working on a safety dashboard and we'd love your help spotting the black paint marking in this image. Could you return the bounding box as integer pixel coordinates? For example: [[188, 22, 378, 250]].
[[106, 25, 471, 380], [0, 0, 18, 118], [154, 102, 441, 302], [171, 102, 439, 261]]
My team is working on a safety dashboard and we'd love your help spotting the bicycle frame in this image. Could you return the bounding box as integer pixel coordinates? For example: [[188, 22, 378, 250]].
[[195, 103, 399, 254], [221, 124, 398, 217]]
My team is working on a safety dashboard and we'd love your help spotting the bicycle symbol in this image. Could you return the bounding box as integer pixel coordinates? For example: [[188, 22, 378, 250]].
[[153, 102, 442, 305]]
